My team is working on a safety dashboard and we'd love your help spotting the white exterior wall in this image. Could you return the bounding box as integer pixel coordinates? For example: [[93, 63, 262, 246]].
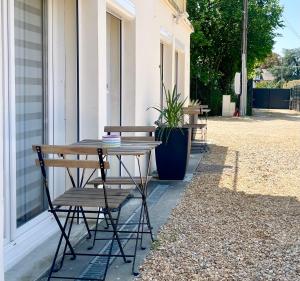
[[0, 0, 5, 279], [0, 0, 192, 275], [133, 0, 192, 126]]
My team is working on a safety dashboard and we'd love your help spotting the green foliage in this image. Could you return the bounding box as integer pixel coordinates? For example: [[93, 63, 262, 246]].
[[283, 79, 300, 89], [270, 48, 300, 82], [189, 98, 201, 106], [255, 80, 282, 88], [188, 0, 283, 115], [260, 52, 281, 68], [148, 85, 186, 141]]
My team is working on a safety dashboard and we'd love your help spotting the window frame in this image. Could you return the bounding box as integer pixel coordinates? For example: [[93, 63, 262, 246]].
[[3, 0, 57, 270]]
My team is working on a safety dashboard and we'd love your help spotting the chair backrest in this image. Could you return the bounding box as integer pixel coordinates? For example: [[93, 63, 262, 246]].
[[32, 145, 109, 209], [33, 145, 109, 188], [104, 126, 156, 141], [32, 145, 109, 169], [183, 106, 202, 115]]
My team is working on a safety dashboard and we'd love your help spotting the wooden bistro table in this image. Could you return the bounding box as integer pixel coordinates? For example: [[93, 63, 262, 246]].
[[183, 106, 209, 142], [73, 138, 161, 274]]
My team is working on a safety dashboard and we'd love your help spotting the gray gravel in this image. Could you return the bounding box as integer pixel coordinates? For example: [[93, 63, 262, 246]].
[[136, 109, 300, 281]]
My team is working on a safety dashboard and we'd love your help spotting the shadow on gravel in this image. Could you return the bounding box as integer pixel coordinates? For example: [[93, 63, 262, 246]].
[[190, 144, 300, 280], [196, 144, 240, 192], [195, 144, 230, 187]]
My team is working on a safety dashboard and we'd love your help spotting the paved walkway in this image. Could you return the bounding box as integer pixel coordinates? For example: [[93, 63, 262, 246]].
[[137, 109, 300, 281], [8, 144, 202, 281]]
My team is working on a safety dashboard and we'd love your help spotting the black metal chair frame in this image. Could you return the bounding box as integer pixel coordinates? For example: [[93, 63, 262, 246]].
[[34, 145, 138, 281], [88, 151, 155, 276], [90, 127, 156, 272]]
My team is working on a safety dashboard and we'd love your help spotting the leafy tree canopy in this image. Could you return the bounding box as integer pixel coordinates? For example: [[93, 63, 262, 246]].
[[260, 52, 281, 69], [188, 0, 283, 114], [270, 48, 300, 82]]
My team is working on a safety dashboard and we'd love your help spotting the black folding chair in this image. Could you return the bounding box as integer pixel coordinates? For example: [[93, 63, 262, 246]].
[[33, 145, 133, 281], [87, 126, 156, 274]]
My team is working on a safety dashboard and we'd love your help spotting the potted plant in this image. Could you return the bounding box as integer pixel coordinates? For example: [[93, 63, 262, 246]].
[[149, 85, 190, 180]]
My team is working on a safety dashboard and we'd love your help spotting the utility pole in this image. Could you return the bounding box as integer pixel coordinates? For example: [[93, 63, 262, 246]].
[[240, 0, 248, 116]]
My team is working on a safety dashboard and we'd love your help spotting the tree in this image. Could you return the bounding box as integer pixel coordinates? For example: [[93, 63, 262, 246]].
[[271, 48, 300, 81], [260, 52, 281, 69], [188, 0, 283, 114]]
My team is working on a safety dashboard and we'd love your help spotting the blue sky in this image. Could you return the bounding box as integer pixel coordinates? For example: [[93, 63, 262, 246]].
[[273, 0, 300, 55]]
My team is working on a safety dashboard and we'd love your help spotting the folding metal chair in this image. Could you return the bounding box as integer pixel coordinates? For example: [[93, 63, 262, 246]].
[[33, 145, 133, 281], [87, 126, 156, 274]]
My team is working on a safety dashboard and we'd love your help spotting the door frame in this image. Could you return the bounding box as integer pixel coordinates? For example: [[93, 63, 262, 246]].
[[106, 12, 122, 127], [2, 0, 75, 270]]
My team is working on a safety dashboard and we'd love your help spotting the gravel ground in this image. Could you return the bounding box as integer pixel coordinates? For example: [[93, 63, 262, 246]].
[[137, 109, 300, 281]]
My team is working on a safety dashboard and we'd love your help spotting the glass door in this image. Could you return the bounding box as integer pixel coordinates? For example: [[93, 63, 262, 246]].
[[175, 50, 179, 90], [106, 13, 122, 178], [14, 0, 48, 228], [106, 13, 121, 126], [160, 43, 164, 109]]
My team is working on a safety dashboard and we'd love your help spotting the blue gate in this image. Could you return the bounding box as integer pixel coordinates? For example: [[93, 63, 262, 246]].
[[253, 88, 291, 109]]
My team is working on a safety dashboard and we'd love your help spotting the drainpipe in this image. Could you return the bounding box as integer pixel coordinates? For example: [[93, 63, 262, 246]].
[[240, 0, 248, 116]]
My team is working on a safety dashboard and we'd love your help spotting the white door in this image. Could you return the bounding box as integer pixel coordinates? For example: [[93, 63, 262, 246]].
[[4, 0, 78, 269], [106, 13, 122, 178], [14, 0, 48, 229], [106, 13, 121, 126]]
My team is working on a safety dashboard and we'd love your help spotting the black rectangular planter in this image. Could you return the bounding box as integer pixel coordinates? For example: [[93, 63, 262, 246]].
[[155, 128, 189, 180]]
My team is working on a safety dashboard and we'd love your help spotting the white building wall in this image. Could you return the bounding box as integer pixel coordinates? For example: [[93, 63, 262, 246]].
[[0, 0, 192, 275], [0, 0, 5, 279], [133, 0, 192, 125], [134, 0, 161, 126], [78, 0, 107, 139]]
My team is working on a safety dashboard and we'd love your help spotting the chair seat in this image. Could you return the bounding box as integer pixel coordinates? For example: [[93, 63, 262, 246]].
[[53, 188, 131, 209], [88, 176, 152, 186], [183, 124, 207, 129]]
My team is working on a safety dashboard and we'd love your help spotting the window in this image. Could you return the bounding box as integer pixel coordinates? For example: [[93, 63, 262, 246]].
[[160, 43, 164, 109], [175, 50, 179, 89], [14, 0, 47, 227], [106, 13, 122, 127]]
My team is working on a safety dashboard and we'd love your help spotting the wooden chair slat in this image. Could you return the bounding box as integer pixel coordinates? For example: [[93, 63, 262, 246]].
[[65, 188, 129, 196], [88, 176, 151, 185], [104, 126, 155, 133], [35, 159, 109, 169], [32, 145, 107, 155], [106, 150, 149, 156], [53, 188, 131, 208], [121, 136, 155, 141], [183, 124, 207, 129]]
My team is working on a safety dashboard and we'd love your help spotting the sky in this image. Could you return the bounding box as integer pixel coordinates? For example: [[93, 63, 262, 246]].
[[273, 0, 300, 55]]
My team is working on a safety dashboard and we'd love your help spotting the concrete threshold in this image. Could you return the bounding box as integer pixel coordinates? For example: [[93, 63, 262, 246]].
[[5, 146, 204, 281]]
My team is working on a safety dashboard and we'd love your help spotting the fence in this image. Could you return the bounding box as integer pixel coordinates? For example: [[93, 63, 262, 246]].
[[253, 88, 290, 109], [290, 85, 300, 111]]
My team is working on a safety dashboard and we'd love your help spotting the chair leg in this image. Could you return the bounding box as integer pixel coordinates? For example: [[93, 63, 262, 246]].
[[102, 207, 123, 280], [143, 199, 154, 242], [52, 210, 76, 258], [102, 223, 115, 280], [132, 205, 144, 276], [55, 206, 77, 272], [104, 212, 109, 229], [48, 207, 75, 280], [140, 205, 146, 250], [80, 206, 92, 239], [106, 208, 129, 263], [88, 207, 101, 250]]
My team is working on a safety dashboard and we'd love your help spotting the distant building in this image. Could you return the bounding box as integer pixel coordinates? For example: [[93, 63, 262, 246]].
[[261, 69, 275, 81]]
